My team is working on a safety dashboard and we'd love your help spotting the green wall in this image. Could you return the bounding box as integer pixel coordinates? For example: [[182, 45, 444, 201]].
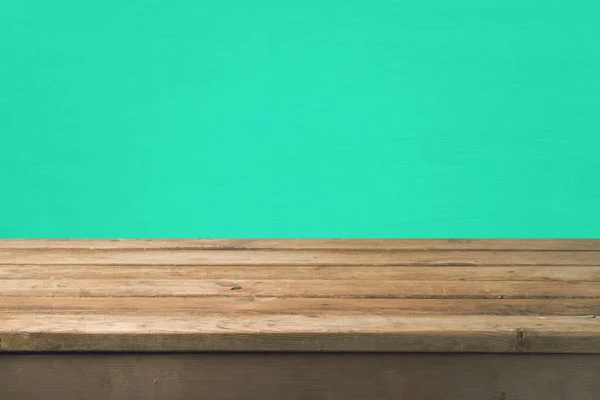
[[1, 0, 599, 238]]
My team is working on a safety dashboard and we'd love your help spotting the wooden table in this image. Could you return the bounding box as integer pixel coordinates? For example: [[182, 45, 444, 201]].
[[1, 239, 599, 399]]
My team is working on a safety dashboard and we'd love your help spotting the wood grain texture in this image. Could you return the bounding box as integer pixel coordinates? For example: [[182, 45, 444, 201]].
[[1, 238, 599, 250], [1, 314, 599, 352], [1, 239, 599, 353], [2, 297, 599, 316], [3, 265, 600, 281], [2, 249, 599, 265], [1, 353, 599, 400], [2, 278, 600, 298]]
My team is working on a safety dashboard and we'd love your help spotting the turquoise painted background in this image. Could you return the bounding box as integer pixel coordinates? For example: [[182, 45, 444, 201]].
[[1, 0, 599, 238]]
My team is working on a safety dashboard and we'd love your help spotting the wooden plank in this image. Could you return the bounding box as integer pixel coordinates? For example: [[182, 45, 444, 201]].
[[1, 353, 599, 400], [2, 296, 599, 316], [2, 264, 599, 281], [1, 240, 598, 355], [1, 238, 599, 250], [3, 238, 600, 251], [2, 249, 599, 265], [1, 314, 599, 352], [1, 278, 599, 298]]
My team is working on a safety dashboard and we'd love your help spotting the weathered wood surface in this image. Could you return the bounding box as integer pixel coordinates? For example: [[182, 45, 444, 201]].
[[2, 264, 600, 280], [1, 238, 599, 250], [2, 314, 600, 352], [1, 239, 599, 352], [2, 249, 599, 265], [2, 278, 600, 298], [3, 297, 600, 316], [1, 353, 599, 400]]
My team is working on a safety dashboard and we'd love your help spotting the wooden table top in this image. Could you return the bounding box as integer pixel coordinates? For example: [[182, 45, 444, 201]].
[[1, 239, 599, 353]]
